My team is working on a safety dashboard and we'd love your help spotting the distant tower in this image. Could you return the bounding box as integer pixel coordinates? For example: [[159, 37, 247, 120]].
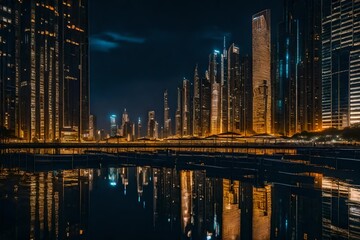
[[252, 9, 272, 134], [221, 36, 228, 133], [89, 114, 97, 140], [201, 76, 211, 136], [209, 50, 221, 135], [240, 55, 253, 134], [193, 65, 201, 136], [182, 79, 191, 136], [164, 90, 171, 138], [228, 43, 241, 133], [137, 117, 142, 139], [121, 108, 130, 136], [110, 115, 117, 137], [175, 86, 182, 137], [147, 111, 156, 139]]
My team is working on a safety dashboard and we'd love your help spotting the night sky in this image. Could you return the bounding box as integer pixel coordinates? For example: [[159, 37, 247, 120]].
[[89, 0, 282, 131]]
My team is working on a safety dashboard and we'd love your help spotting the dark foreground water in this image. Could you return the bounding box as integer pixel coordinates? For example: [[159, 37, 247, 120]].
[[1, 161, 360, 239]]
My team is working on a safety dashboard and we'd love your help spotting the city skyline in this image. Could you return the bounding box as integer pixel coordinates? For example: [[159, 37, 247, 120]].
[[89, 0, 283, 131], [2, 0, 360, 141]]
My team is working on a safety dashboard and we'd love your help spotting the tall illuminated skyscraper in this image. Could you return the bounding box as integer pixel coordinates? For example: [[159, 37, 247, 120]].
[[209, 50, 221, 135], [227, 43, 241, 133], [0, 1, 16, 135], [0, 0, 89, 141], [137, 117, 142, 139], [220, 37, 228, 133], [240, 55, 253, 134], [201, 76, 211, 136], [193, 65, 201, 137], [296, 0, 322, 133], [147, 111, 156, 139], [322, 0, 360, 128], [163, 89, 171, 138], [60, 0, 89, 140], [12, 0, 89, 142], [17, 0, 61, 141], [274, 1, 299, 136], [110, 115, 117, 137], [182, 79, 191, 136], [175, 86, 182, 137], [252, 9, 272, 134]]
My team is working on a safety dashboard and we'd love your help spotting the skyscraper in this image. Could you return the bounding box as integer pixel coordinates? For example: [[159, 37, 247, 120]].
[[182, 79, 191, 136], [110, 115, 117, 137], [163, 89, 171, 138], [274, 1, 299, 136], [89, 114, 97, 140], [147, 111, 156, 139], [209, 50, 221, 135], [193, 65, 201, 137], [220, 37, 228, 133], [252, 9, 272, 134], [137, 117, 142, 139], [1, 0, 89, 142], [296, 0, 322, 133], [17, 0, 62, 141], [175, 86, 182, 137], [227, 43, 241, 133], [59, 0, 89, 140], [240, 55, 253, 134], [0, 1, 16, 135], [322, 0, 360, 128], [201, 76, 211, 136]]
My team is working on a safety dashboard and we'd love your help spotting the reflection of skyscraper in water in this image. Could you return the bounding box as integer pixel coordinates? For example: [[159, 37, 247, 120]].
[[192, 170, 206, 237], [205, 177, 223, 238], [108, 168, 118, 187], [120, 167, 129, 195], [252, 185, 271, 240], [7, 170, 89, 239], [180, 171, 194, 238], [137, 167, 150, 200], [222, 179, 240, 240], [271, 173, 322, 240], [322, 177, 360, 239], [153, 168, 180, 235]]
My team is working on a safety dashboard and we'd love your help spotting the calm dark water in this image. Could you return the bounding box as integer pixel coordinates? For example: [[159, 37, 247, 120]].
[[1, 162, 360, 239]]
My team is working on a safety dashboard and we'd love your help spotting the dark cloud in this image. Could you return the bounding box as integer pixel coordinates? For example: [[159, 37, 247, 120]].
[[90, 31, 145, 52], [104, 32, 146, 44], [90, 37, 118, 52]]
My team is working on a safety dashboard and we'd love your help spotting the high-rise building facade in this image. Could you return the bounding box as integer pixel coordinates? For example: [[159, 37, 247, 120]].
[[296, 0, 322, 133], [89, 114, 97, 140], [175, 86, 182, 137], [220, 38, 228, 133], [182, 79, 191, 136], [322, 0, 360, 129], [240, 55, 253, 134], [137, 117, 142, 139], [0, 0, 89, 142], [163, 89, 171, 138], [59, 0, 89, 140], [17, 0, 62, 141], [209, 50, 221, 135], [0, 1, 16, 135], [252, 9, 272, 134], [201, 76, 211, 136], [110, 114, 117, 137], [193, 65, 201, 136], [274, 1, 299, 136], [227, 43, 241, 133], [147, 111, 156, 138]]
